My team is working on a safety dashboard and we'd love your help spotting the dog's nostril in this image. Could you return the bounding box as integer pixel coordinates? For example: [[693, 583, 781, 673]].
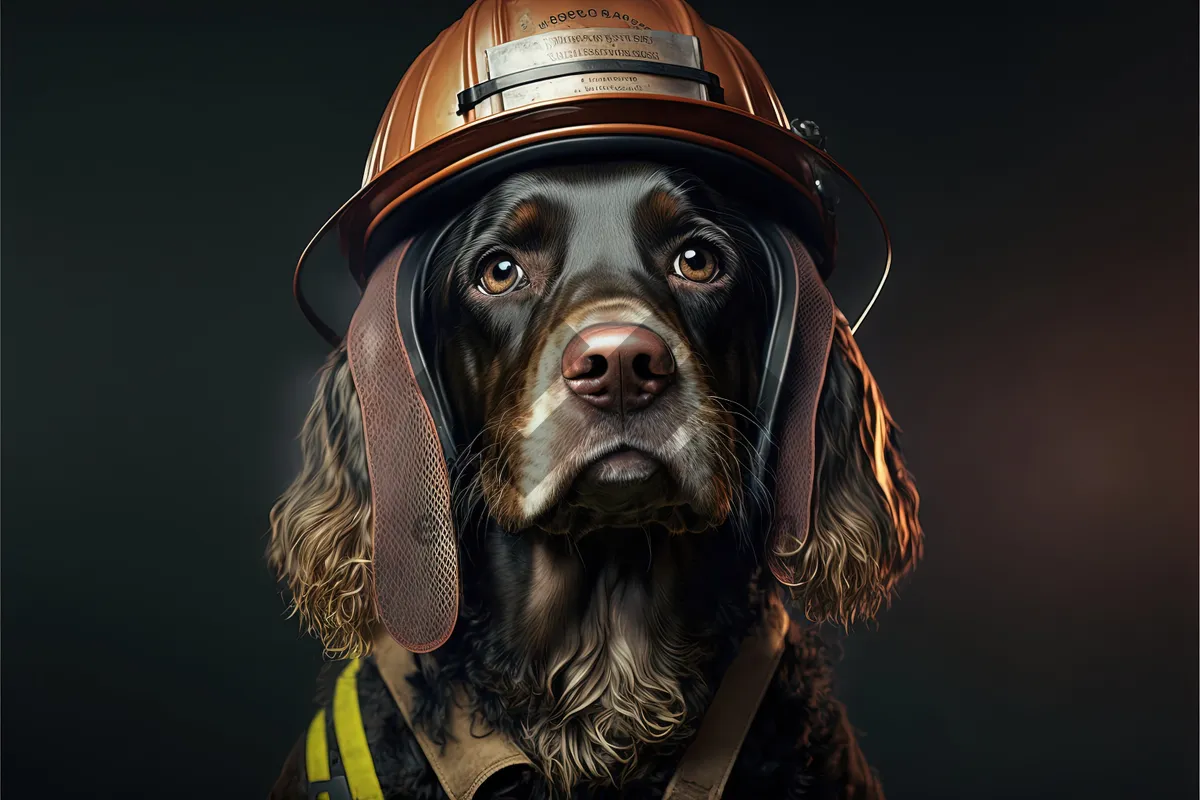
[[631, 352, 670, 381], [579, 355, 607, 380]]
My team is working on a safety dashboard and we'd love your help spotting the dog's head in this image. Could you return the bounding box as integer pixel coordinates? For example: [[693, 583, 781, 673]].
[[268, 161, 921, 658], [432, 163, 767, 540]]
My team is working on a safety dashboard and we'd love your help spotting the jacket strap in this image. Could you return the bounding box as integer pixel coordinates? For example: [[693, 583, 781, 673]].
[[662, 597, 792, 800], [372, 634, 532, 800]]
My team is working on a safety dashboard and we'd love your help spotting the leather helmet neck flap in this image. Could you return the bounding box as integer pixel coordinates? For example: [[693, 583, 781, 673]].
[[346, 240, 459, 653]]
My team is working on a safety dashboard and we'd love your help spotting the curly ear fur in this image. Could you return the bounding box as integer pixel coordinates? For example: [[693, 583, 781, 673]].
[[774, 312, 923, 625], [267, 345, 377, 658]]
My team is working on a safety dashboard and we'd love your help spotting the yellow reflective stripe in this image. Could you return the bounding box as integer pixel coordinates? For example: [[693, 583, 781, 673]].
[[305, 708, 332, 800], [333, 658, 385, 800]]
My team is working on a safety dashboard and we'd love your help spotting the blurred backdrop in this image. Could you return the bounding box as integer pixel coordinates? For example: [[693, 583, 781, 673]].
[[2, 0, 1196, 797]]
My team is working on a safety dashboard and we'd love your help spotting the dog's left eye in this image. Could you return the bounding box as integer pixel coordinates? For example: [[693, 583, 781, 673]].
[[672, 243, 720, 283], [477, 253, 527, 296]]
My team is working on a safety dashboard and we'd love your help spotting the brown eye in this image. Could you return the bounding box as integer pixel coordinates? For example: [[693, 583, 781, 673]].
[[477, 253, 526, 295], [672, 244, 719, 283]]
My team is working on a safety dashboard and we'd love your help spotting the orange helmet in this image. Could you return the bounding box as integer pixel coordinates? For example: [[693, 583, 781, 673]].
[[294, 0, 890, 345]]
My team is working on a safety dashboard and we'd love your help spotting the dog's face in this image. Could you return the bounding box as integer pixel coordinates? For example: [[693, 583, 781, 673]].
[[269, 158, 921, 673], [433, 164, 768, 537]]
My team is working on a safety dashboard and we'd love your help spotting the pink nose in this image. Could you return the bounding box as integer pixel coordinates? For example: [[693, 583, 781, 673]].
[[561, 323, 676, 412]]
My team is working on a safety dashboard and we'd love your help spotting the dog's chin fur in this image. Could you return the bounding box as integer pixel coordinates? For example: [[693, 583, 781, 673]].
[[412, 528, 757, 795]]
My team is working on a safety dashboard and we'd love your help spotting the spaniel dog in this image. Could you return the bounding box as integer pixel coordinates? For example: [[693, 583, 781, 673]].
[[268, 162, 921, 799]]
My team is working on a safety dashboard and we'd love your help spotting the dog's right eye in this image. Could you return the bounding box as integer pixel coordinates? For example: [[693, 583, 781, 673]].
[[673, 243, 721, 283], [477, 253, 527, 296]]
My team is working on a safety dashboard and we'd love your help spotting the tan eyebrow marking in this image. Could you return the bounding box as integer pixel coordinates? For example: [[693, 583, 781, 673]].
[[506, 199, 541, 236], [643, 188, 681, 223]]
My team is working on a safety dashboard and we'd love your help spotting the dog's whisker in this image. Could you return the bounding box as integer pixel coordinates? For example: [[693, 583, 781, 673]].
[[566, 530, 588, 573], [640, 523, 653, 575], [704, 394, 777, 449]]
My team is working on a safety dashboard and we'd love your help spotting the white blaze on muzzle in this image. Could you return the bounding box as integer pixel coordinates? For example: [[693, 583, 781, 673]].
[[520, 297, 692, 439], [515, 298, 699, 520]]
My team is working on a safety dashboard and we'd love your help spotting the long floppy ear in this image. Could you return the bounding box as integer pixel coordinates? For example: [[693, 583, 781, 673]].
[[267, 345, 377, 657], [774, 312, 923, 625]]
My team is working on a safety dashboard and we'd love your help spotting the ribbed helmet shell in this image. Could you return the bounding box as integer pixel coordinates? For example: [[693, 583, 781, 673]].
[[360, 0, 790, 186]]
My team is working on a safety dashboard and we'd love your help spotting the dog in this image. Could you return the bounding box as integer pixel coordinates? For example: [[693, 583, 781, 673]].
[[267, 161, 921, 799]]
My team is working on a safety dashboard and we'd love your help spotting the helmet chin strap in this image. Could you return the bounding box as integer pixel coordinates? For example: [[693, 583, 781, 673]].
[[789, 118, 893, 335]]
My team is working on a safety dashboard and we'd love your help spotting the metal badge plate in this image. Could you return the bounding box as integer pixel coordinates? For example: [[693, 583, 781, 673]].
[[485, 28, 706, 110]]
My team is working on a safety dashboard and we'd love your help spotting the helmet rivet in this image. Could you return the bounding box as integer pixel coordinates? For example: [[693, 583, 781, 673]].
[[790, 119, 827, 150]]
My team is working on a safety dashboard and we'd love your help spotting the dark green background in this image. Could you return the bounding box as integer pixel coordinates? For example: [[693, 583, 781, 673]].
[[3, 1, 1197, 797]]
